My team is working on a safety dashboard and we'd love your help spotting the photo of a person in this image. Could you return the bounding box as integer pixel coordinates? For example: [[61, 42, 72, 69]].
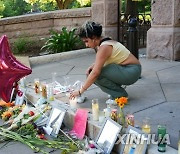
[[123, 142, 145, 154], [122, 127, 147, 154], [102, 140, 111, 153]]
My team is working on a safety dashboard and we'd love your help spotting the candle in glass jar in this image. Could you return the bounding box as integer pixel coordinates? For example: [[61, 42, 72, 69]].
[[158, 125, 166, 152], [104, 108, 111, 118], [99, 111, 105, 124], [69, 97, 77, 109], [41, 82, 47, 98], [126, 114, 135, 127], [34, 78, 40, 94], [142, 124, 151, 134], [47, 84, 54, 101], [142, 117, 151, 134], [92, 99, 99, 121]]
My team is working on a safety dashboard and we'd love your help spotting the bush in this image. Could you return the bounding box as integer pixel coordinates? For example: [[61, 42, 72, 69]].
[[41, 27, 84, 54], [12, 37, 34, 54]]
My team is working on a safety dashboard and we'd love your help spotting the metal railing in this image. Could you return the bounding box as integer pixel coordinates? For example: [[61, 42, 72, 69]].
[[119, 13, 151, 48]]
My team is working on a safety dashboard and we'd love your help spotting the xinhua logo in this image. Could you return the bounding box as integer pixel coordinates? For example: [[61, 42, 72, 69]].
[[116, 134, 170, 145]]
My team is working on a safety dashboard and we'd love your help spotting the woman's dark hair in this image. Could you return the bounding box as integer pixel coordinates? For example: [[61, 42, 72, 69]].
[[78, 21, 102, 39]]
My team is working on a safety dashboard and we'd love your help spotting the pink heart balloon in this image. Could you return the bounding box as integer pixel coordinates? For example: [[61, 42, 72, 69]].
[[0, 35, 32, 102]]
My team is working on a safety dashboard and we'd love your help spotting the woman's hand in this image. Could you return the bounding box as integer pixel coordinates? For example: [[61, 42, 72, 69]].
[[69, 90, 80, 100]]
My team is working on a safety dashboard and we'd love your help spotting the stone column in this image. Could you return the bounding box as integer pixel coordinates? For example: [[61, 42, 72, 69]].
[[147, 0, 180, 61], [91, 0, 119, 40]]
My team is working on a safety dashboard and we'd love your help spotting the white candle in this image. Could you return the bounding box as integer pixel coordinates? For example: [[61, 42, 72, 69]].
[[104, 108, 111, 118], [47, 84, 54, 101], [69, 97, 77, 109], [92, 99, 99, 121], [99, 111, 105, 124]]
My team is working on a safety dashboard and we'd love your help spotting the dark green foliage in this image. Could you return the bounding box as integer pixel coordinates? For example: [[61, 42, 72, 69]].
[[0, 0, 89, 18], [138, 0, 151, 13], [121, 0, 151, 14], [68, 0, 81, 9], [41, 27, 83, 53], [37, 1, 58, 12], [12, 37, 34, 54], [2, 0, 31, 18]]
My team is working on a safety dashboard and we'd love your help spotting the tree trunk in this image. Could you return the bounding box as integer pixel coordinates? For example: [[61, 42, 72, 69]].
[[63, 0, 73, 9], [55, 0, 73, 9], [55, 0, 63, 9]]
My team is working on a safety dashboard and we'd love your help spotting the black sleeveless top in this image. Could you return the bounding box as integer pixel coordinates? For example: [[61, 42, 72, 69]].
[[99, 37, 112, 46]]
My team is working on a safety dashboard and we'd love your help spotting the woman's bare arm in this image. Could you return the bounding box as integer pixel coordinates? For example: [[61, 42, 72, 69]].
[[81, 45, 112, 92], [69, 45, 112, 99]]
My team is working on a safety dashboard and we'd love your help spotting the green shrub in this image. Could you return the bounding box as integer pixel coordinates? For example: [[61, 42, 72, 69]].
[[41, 27, 84, 54], [12, 37, 34, 54]]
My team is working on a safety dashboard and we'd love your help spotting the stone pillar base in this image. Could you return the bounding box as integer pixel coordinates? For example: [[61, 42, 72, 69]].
[[147, 27, 180, 61], [92, 0, 119, 40], [103, 26, 118, 40]]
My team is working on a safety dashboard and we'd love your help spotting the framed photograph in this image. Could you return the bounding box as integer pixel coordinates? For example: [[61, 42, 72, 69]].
[[95, 117, 122, 154], [43, 108, 66, 137], [120, 125, 148, 154]]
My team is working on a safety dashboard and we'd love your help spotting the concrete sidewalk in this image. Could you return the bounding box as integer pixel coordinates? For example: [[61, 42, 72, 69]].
[[27, 48, 180, 149], [0, 48, 179, 153]]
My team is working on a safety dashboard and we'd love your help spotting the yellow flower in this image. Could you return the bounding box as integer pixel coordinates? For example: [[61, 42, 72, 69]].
[[115, 97, 128, 108], [119, 102, 124, 108], [1, 111, 13, 120]]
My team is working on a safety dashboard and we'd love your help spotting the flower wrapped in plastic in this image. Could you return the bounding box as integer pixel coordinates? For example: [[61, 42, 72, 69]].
[[115, 97, 128, 127]]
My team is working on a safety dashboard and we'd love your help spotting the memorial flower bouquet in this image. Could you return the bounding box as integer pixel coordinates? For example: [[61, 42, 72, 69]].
[[115, 97, 128, 127]]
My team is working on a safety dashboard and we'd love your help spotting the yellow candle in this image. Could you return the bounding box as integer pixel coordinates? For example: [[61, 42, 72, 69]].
[[142, 117, 151, 134], [142, 124, 151, 134], [41, 82, 47, 98], [92, 99, 99, 121], [34, 78, 40, 94]]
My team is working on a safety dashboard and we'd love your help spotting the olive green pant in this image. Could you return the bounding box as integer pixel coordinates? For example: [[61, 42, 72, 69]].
[[95, 64, 141, 99]]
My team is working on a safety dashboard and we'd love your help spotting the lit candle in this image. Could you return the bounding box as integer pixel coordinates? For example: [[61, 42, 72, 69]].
[[92, 99, 99, 121], [142, 117, 151, 134], [69, 97, 77, 109], [142, 124, 151, 134]]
